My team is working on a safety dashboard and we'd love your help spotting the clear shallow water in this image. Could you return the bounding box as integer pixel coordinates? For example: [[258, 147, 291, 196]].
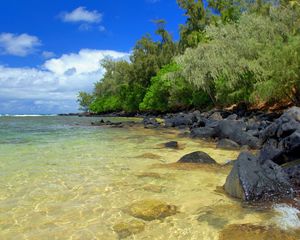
[[0, 116, 299, 240]]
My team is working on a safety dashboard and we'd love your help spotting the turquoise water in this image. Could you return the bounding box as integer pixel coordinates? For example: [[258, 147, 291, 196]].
[[0, 116, 298, 239]]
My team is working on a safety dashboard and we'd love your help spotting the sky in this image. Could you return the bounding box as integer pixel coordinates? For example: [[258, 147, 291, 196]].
[[0, 0, 187, 114]]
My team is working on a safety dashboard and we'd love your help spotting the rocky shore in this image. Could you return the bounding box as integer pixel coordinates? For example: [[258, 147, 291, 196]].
[[91, 106, 300, 204]]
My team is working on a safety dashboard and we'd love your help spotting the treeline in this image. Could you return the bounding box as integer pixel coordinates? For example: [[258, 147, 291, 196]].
[[78, 0, 300, 113]]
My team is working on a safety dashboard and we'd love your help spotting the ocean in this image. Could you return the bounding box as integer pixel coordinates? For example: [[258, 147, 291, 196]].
[[0, 116, 298, 239]]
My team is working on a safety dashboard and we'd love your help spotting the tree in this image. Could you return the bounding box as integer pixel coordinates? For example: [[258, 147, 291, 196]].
[[177, 0, 209, 49], [77, 92, 93, 112], [176, 7, 300, 105]]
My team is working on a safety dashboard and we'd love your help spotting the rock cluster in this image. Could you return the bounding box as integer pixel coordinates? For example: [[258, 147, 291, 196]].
[[164, 107, 300, 202]]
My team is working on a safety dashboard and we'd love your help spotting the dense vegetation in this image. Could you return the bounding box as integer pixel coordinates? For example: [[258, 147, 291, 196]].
[[78, 0, 300, 113]]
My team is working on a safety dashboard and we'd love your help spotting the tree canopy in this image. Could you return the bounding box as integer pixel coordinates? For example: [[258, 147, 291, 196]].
[[78, 0, 300, 113]]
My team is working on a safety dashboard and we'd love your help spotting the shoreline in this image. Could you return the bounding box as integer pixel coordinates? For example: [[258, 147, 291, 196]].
[[89, 106, 300, 205]]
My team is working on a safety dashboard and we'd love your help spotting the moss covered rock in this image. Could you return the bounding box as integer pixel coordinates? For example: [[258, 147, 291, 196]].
[[113, 220, 145, 239], [125, 199, 177, 221]]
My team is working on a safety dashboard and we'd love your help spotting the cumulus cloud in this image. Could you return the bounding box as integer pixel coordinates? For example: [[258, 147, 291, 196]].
[[42, 51, 56, 59], [60, 7, 102, 23], [0, 33, 41, 57], [0, 49, 129, 114]]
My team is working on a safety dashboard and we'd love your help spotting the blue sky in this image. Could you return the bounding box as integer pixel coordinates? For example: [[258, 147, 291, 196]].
[[0, 0, 186, 114]]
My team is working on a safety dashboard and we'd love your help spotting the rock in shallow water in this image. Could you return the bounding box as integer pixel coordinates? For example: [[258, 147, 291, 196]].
[[113, 220, 145, 239], [224, 152, 293, 201], [124, 199, 177, 221], [178, 151, 217, 164], [219, 224, 299, 240], [217, 120, 259, 149], [164, 141, 179, 149], [259, 107, 300, 165], [217, 139, 240, 150]]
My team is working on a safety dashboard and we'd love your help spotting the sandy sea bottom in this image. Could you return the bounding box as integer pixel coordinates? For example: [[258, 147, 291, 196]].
[[0, 116, 299, 240]]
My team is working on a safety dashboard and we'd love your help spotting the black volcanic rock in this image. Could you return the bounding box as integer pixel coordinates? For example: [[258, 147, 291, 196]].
[[178, 151, 217, 164]]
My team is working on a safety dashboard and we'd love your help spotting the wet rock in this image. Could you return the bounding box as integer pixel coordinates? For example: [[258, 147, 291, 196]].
[[125, 200, 177, 221], [198, 211, 229, 229], [113, 220, 145, 239], [283, 160, 300, 188], [219, 224, 299, 240], [143, 117, 160, 129], [217, 139, 240, 150], [224, 152, 293, 201], [164, 113, 195, 128], [178, 151, 217, 164], [164, 141, 178, 149], [91, 119, 124, 128], [217, 120, 259, 149], [190, 127, 217, 139], [197, 204, 249, 229], [259, 107, 300, 165]]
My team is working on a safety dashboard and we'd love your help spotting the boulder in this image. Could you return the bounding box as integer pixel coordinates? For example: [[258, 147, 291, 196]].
[[178, 151, 217, 164], [224, 152, 293, 201], [283, 160, 300, 188], [259, 107, 300, 165], [217, 139, 240, 150], [226, 114, 238, 120], [164, 113, 196, 127], [209, 112, 223, 121], [190, 127, 217, 139], [217, 120, 259, 149], [143, 117, 160, 128], [125, 199, 177, 221], [164, 141, 178, 149]]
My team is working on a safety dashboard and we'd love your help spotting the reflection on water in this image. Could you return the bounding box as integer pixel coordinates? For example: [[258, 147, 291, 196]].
[[0, 116, 299, 239]]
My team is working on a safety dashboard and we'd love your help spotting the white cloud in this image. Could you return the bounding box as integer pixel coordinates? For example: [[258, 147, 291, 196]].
[[0, 33, 41, 57], [42, 51, 56, 59], [0, 49, 129, 114], [61, 7, 102, 23]]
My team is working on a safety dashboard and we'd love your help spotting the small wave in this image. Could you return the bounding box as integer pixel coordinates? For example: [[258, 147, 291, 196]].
[[272, 203, 300, 230]]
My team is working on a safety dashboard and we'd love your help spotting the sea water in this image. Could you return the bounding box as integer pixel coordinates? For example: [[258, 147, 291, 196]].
[[0, 116, 298, 239]]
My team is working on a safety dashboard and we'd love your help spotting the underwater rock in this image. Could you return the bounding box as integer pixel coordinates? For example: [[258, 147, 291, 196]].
[[113, 220, 145, 239], [197, 204, 249, 229], [134, 153, 162, 160], [135, 172, 164, 179], [164, 141, 179, 149], [224, 152, 293, 201], [219, 223, 299, 240], [217, 139, 240, 150], [125, 199, 177, 221], [178, 151, 217, 164], [143, 184, 164, 193]]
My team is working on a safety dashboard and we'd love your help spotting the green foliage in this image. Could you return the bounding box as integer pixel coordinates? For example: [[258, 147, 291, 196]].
[[140, 63, 212, 112], [80, 0, 300, 113], [77, 92, 94, 112], [177, 0, 209, 49], [176, 6, 300, 105]]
